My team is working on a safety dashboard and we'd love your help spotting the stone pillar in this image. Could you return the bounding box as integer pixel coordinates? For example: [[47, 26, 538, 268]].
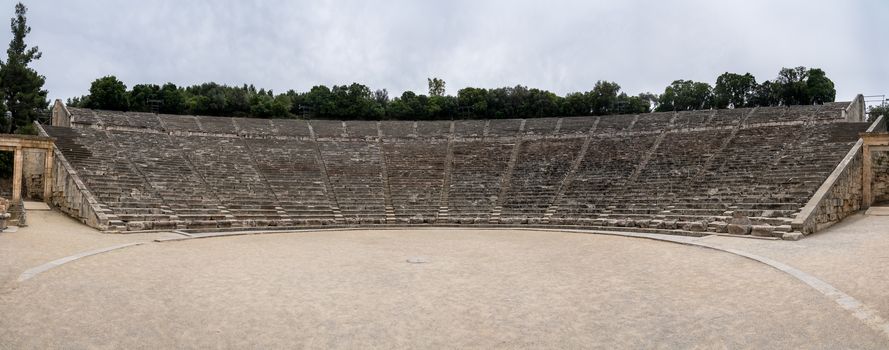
[[12, 146, 22, 203], [43, 148, 53, 203]]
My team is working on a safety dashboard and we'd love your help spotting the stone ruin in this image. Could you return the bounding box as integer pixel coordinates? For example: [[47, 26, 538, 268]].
[[38, 99, 877, 240], [0, 196, 10, 231]]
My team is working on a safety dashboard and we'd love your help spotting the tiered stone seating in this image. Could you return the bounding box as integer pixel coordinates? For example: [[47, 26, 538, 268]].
[[782, 104, 822, 122], [234, 118, 275, 136], [310, 120, 345, 138], [46, 102, 865, 236], [446, 141, 513, 223], [198, 116, 237, 134], [500, 138, 584, 223], [68, 107, 101, 126], [746, 106, 788, 124], [672, 110, 713, 129], [173, 135, 286, 226], [681, 125, 811, 221], [160, 115, 202, 132], [632, 112, 674, 131], [319, 141, 386, 223], [486, 119, 522, 137], [44, 125, 170, 230], [558, 116, 598, 134], [111, 131, 228, 229], [381, 121, 415, 138], [710, 108, 747, 128], [523, 118, 558, 135], [246, 138, 336, 224], [271, 119, 311, 137], [125, 112, 163, 129], [605, 130, 733, 223], [415, 121, 451, 137], [553, 135, 659, 222], [345, 121, 379, 138], [597, 115, 634, 133], [765, 122, 867, 202], [383, 140, 447, 223], [94, 110, 132, 128], [626, 130, 731, 200], [453, 120, 486, 137], [812, 102, 848, 122]]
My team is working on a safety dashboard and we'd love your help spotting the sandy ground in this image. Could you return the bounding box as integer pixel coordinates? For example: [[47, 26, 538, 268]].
[[702, 213, 889, 322], [0, 207, 175, 291], [0, 209, 888, 348]]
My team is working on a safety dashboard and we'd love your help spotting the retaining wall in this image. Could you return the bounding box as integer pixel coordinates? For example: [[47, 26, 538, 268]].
[[873, 150, 889, 204]]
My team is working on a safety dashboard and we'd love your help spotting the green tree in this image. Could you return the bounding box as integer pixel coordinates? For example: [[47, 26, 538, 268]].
[[589, 81, 622, 115], [428, 77, 445, 97], [713, 72, 757, 108], [128, 84, 161, 112], [656, 80, 713, 111], [774, 66, 810, 105], [87, 76, 128, 110], [388, 91, 431, 120], [867, 104, 889, 124], [616, 93, 651, 114], [806, 68, 836, 104], [561, 92, 590, 115], [457, 87, 489, 118], [159, 83, 186, 114], [750, 81, 779, 106], [0, 2, 47, 134], [427, 95, 457, 119]]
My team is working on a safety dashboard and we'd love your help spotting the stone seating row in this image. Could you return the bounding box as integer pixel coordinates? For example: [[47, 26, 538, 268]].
[[320, 141, 387, 223], [69, 103, 848, 141], [383, 140, 448, 223], [246, 138, 337, 223], [446, 141, 513, 222], [500, 138, 584, 219]]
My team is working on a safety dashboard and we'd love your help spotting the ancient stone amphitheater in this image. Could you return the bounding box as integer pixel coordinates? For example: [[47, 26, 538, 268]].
[[39, 98, 881, 240]]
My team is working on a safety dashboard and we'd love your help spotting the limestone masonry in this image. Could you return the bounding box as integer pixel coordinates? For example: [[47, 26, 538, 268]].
[[38, 99, 882, 239]]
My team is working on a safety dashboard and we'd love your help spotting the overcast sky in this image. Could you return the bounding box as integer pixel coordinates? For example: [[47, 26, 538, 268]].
[[7, 0, 889, 103]]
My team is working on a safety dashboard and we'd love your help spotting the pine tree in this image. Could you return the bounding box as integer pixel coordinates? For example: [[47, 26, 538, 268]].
[[0, 3, 47, 134]]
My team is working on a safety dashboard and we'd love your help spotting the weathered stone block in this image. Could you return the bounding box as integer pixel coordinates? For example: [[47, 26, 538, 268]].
[[782, 231, 804, 241], [727, 224, 751, 235], [687, 221, 707, 232], [708, 221, 728, 233], [126, 221, 146, 231], [751, 225, 775, 237], [649, 220, 665, 229]]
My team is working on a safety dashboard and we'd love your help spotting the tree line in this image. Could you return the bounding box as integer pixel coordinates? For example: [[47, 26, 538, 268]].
[[70, 66, 838, 121], [0, 3, 48, 135]]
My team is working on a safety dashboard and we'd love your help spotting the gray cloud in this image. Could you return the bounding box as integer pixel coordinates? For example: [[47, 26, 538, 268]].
[[8, 0, 889, 102]]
